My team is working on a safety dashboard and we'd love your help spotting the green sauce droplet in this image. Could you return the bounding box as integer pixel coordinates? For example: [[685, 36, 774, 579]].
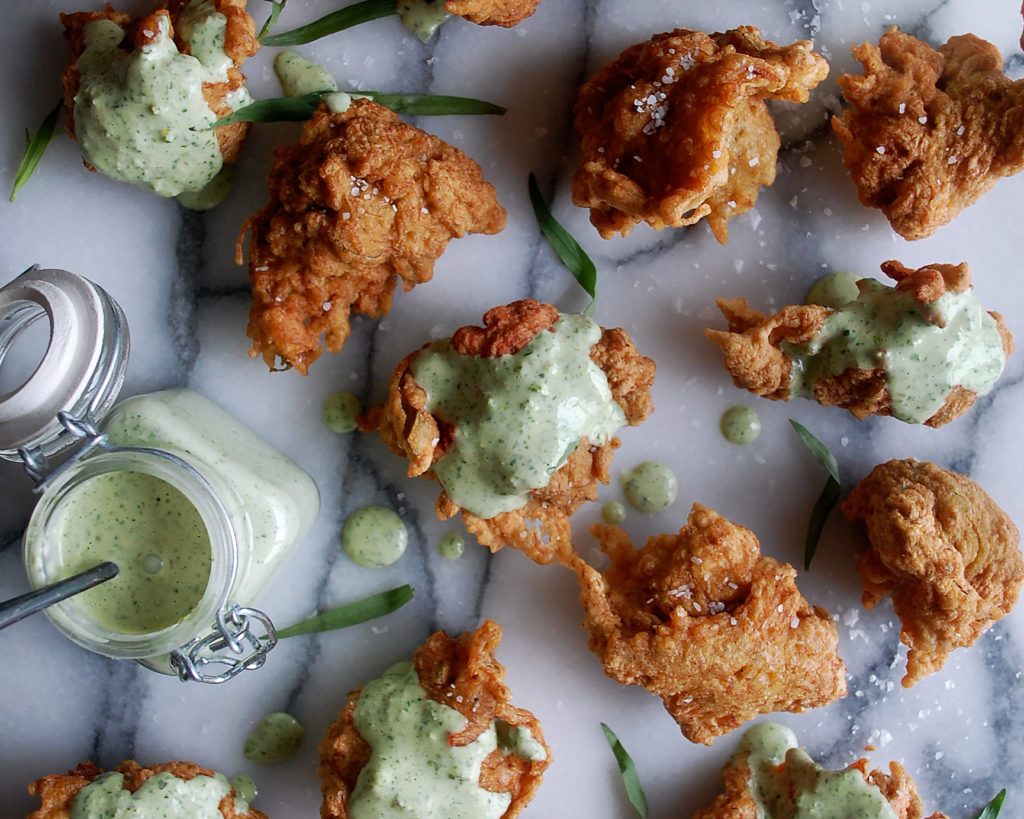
[[438, 532, 465, 560], [323, 391, 362, 434], [620, 462, 678, 514], [343, 506, 408, 568], [806, 271, 860, 308], [243, 712, 304, 763], [720, 406, 761, 445], [230, 774, 258, 803], [601, 501, 626, 524]]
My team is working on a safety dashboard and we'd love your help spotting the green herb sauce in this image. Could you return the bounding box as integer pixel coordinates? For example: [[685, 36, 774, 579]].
[[244, 712, 305, 763], [229, 775, 257, 803], [806, 272, 860, 309], [70, 770, 247, 818], [273, 50, 338, 97], [74, 0, 251, 197], [720, 406, 761, 445], [601, 501, 626, 524], [349, 661, 542, 819], [782, 278, 1006, 424], [397, 0, 450, 42], [175, 164, 233, 211], [411, 313, 626, 519], [53, 471, 211, 634], [323, 391, 362, 434], [620, 462, 677, 513], [343, 506, 408, 568], [438, 532, 465, 559], [734, 723, 898, 819]]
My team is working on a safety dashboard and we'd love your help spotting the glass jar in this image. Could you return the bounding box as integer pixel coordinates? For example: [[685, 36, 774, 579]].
[[0, 267, 320, 683]]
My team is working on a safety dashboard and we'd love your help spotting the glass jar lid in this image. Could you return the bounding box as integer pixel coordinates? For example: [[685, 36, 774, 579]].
[[0, 266, 129, 460]]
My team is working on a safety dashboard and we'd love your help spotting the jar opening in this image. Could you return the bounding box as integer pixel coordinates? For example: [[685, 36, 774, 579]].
[[23, 449, 237, 659], [0, 303, 51, 399]]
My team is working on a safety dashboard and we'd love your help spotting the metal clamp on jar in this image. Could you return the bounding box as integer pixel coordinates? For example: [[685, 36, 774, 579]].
[[0, 266, 320, 683]]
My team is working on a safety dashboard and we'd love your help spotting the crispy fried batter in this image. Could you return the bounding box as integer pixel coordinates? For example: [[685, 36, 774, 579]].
[[359, 299, 655, 565], [832, 27, 1024, 240], [240, 99, 506, 373], [572, 504, 846, 745], [60, 0, 257, 169], [841, 459, 1024, 687], [28, 760, 265, 819], [693, 743, 947, 818], [705, 261, 1013, 427], [445, 0, 540, 27], [318, 621, 549, 819], [572, 27, 827, 243]]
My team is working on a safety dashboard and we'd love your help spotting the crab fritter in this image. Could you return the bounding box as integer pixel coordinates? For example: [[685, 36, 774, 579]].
[[240, 99, 506, 373], [446, 0, 540, 27], [60, 0, 258, 196], [319, 620, 549, 819], [705, 260, 1013, 426], [27, 759, 265, 819], [832, 27, 1024, 240], [571, 26, 828, 243], [572, 504, 846, 745], [359, 299, 655, 566], [692, 723, 948, 819], [841, 459, 1023, 687]]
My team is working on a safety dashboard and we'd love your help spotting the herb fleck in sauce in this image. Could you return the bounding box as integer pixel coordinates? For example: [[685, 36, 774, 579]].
[[343, 506, 408, 568], [621, 462, 678, 513], [720, 406, 761, 445], [244, 712, 305, 763], [412, 313, 626, 520]]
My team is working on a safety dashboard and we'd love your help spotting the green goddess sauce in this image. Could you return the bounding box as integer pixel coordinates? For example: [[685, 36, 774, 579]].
[[620, 461, 678, 513], [70, 769, 250, 819], [343, 506, 409, 568], [438, 531, 465, 559], [806, 272, 860, 309], [274, 50, 338, 97], [74, 0, 251, 198], [782, 278, 1006, 424], [735, 723, 898, 819], [398, 0, 451, 42], [349, 661, 544, 819], [601, 501, 627, 524], [322, 391, 362, 434], [720, 406, 761, 445], [411, 313, 626, 520], [244, 712, 305, 762], [53, 471, 212, 633]]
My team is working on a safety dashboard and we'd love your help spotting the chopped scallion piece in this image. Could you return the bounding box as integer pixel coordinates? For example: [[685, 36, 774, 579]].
[[789, 419, 841, 570], [978, 789, 1006, 819], [9, 101, 62, 202], [260, 0, 397, 46], [257, 0, 287, 40], [528, 172, 597, 309], [276, 584, 413, 638], [601, 723, 648, 819]]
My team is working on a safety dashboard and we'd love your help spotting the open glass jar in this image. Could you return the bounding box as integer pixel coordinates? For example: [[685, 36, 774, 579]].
[[0, 267, 320, 683]]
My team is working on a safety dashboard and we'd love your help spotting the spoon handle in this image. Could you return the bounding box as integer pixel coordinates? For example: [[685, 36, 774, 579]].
[[0, 562, 119, 631]]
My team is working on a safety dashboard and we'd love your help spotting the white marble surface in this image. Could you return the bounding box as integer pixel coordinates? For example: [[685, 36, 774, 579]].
[[2, 0, 1024, 816]]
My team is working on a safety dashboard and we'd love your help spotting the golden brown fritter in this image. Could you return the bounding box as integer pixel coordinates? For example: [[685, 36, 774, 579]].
[[841, 459, 1024, 687], [445, 0, 540, 27], [60, 0, 258, 168], [693, 745, 947, 818], [572, 504, 846, 745], [704, 261, 1013, 427], [832, 27, 1024, 240], [359, 299, 655, 565], [572, 26, 828, 243], [318, 620, 549, 819], [27, 760, 265, 819], [240, 99, 506, 373]]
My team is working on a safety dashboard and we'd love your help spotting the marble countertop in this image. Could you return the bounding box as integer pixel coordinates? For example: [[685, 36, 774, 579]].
[[2, 0, 1023, 816]]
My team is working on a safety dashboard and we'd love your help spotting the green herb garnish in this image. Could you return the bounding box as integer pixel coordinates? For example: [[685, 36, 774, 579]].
[[260, 0, 397, 46], [276, 584, 413, 638], [9, 101, 62, 202], [789, 419, 841, 570], [257, 0, 287, 40], [601, 723, 648, 819], [215, 91, 504, 127], [978, 789, 1006, 819], [528, 172, 597, 309]]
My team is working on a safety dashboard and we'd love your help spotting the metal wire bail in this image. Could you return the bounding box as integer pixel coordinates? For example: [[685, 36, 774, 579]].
[[169, 604, 278, 684]]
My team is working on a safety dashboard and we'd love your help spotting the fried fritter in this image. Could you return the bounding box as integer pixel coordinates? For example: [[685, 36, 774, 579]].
[[692, 723, 947, 819], [572, 504, 846, 745], [60, 0, 258, 183], [705, 260, 1013, 426], [319, 620, 549, 819], [841, 459, 1023, 687], [28, 760, 265, 819], [832, 27, 1024, 240], [240, 99, 506, 373], [359, 299, 655, 565], [445, 0, 540, 27], [572, 26, 828, 243]]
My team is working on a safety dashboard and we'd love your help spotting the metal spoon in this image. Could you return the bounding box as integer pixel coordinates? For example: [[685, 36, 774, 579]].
[[0, 562, 119, 630]]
